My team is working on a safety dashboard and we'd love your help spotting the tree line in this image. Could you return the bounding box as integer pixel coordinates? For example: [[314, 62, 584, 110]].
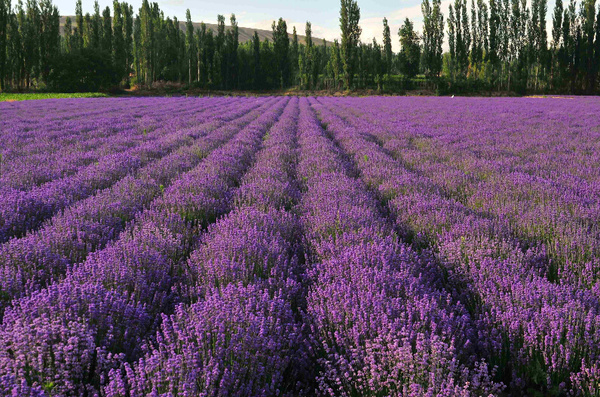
[[0, 0, 599, 94]]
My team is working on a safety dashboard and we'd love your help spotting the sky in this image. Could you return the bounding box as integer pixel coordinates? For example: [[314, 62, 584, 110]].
[[52, 0, 439, 52]]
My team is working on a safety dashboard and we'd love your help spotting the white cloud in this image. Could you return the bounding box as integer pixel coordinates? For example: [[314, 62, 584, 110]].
[[361, 0, 452, 52], [162, 0, 184, 6]]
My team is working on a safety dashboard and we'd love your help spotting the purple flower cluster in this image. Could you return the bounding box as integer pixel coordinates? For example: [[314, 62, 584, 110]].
[[297, 98, 502, 396], [1, 96, 599, 395], [0, 97, 289, 395], [0, 98, 273, 313], [312, 96, 600, 394], [0, 97, 241, 242], [105, 97, 306, 396]]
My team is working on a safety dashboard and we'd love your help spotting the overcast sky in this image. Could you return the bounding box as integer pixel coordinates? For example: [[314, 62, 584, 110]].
[[52, 0, 557, 52]]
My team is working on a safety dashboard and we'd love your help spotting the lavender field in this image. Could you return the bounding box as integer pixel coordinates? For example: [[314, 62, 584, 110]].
[[1, 95, 600, 396]]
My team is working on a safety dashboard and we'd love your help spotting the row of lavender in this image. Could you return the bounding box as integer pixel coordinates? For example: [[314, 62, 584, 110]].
[[1, 96, 501, 396], [0, 97, 269, 315], [0, 96, 292, 395], [328, 97, 600, 286], [0, 98, 203, 190], [315, 96, 600, 395], [1, 96, 599, 395], [0, 97, 246, 241]]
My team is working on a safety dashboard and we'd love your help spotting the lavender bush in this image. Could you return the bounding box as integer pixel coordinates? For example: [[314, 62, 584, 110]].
[[0, 95, 599, 396]]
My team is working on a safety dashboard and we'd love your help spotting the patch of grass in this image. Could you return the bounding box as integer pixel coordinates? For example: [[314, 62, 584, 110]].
[[0, 92, 108, 102]]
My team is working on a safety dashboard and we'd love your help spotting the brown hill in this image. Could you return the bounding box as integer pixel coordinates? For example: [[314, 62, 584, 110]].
[[59, 16, 327, 46]]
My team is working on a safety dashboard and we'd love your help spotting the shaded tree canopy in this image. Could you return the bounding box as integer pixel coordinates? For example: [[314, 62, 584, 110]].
[[0, 0, 599, 94]]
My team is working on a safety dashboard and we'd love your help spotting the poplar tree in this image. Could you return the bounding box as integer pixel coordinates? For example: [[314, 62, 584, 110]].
[[82, 12, 90, 47], [304, 21, 313, 88], [422, 0, 444, 76], [272, 17, 289, 88], [291, 26, 299, 83], [552, 0, 563, 50], [489, 0, 499, 67], [562, 0, 575, 92], [7, 4, 21, 87], [529, 0, 547, 89], [185, 9, 195, 84], [24, 0, 40, 87], [312, 33, 320, 87], [196, 22, 206, 85], [139, 0, 152, 84], [64, 15, 72, 53], [0, 0, 9, 90], [75, 0, 83, 50], [39, 0, 59, 80], [331, 38, 342, 87], [372, 37, 383, 88], [90, 1, 100, 49], [113, 0, 126, 81], [252, 30, 260, 89], [123, 3, 133, 81], [227, 14, 238, 88], [461, 0, 471, 72], [479, 0, 489, 59], [101, 6, 112, 55], [398, 17, 420, 77], [216, 14, 224, 88], [340, 0, 361, 88], [448, 4, 457, 77], [15, 0, 26, 88], [452, 0, 470, 76], [471, 0, 481, 68], [581, 0, 596, 92], [133, 14, 141, 83], [383, 17, 392, 75]]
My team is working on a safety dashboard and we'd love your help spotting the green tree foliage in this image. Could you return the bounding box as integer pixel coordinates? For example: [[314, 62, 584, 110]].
[[340, 0, 361, 89], [138, 0, 152, 85], [196, 22, 207, 85], [226, 14, 238, 89], [448, 4, 457, 78], [252, 30, 261, 89], [1, 0, 600, 94], [74, 0, 82, 50], [122, 3, 133, 83], [422, 0, 444, 76], [47, 47, 117, 91], [371, 38, 383, 88], [101, 6, 111, 55], [580, 0, 596, 92], [63, 15, 72, 53], [38, 0, 59, 81], [113, 0, 126, 82], [326, 38, 342, 88], [398, 18, 420, 78], [302, 21, 314, 89], [488, 0, 499, 68], [290, 26, 299, 83], [90, 1, 100, 49], [382, 17, 392, 75], [0, 0, 9, 90], [272, 17, 289, 88], [185, 9, 195, 84]]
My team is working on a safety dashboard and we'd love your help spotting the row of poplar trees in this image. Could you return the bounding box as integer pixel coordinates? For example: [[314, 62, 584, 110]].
[[0, 0, 599, 93], [0, 0, 366, 91], [445, 0, 600, 93]]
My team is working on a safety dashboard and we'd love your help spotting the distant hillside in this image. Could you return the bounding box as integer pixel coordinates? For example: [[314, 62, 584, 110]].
[[59, 16, 327, 46]]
